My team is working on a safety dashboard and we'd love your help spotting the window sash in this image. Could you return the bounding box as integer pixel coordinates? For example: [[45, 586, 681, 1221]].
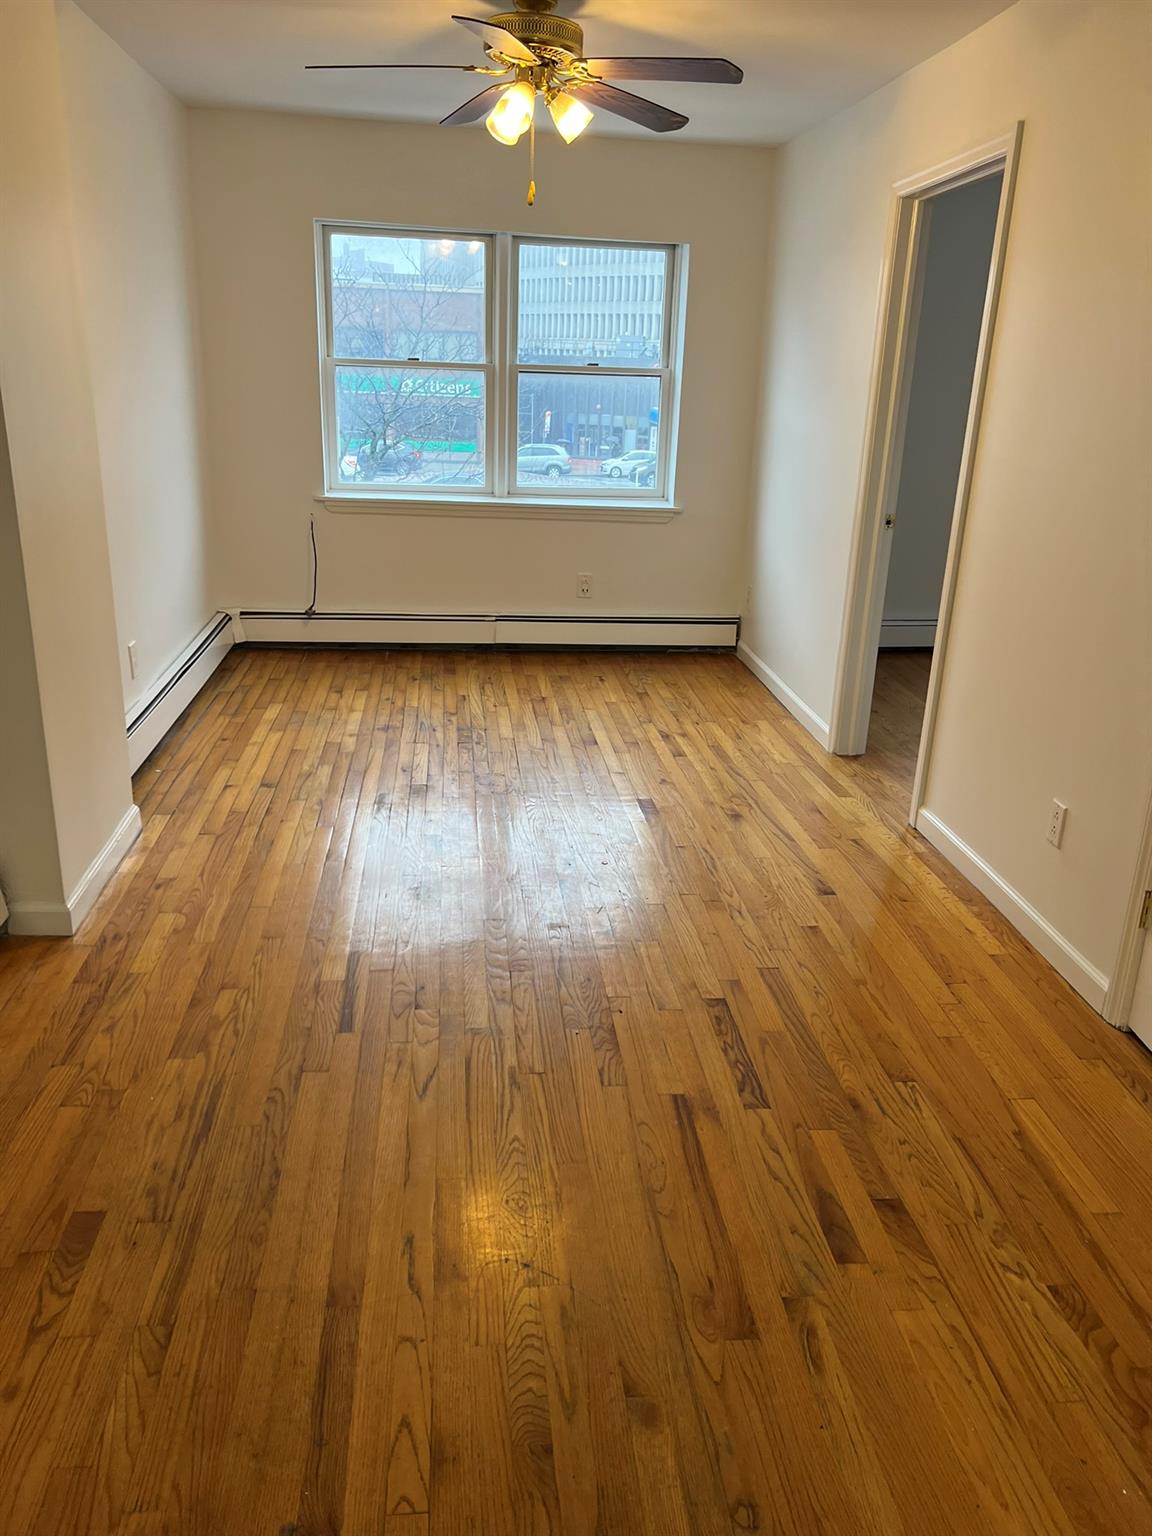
[[327, 360, 492, 493], [318, 223, 681, 503], [510, 371, 669, 499], [512, 235, 675, 373], [323, 224, 493, 367]]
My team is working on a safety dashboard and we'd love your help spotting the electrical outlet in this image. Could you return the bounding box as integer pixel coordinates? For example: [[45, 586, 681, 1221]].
[[1047, 799, 1068, 848], [577, 572, 592, 599], [127, 641, 138, 679]]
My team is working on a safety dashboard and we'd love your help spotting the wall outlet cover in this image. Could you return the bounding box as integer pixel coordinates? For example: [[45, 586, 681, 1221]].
[[1047, 800, 1068, 848]]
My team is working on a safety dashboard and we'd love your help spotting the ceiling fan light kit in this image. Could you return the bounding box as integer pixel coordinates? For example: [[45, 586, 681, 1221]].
[[484, 78, 537, 144], [547, 89, 593, 144], [308, 0, 743, 205]]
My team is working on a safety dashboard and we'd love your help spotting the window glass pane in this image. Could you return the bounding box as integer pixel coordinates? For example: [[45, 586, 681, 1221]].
[[516, 373, 660, 489], [517, 243, 667, 366], [330, 233, 486, 362], [334, 366, 485, 489]]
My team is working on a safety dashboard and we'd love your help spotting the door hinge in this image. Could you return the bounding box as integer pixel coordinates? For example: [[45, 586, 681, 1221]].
[[1141, 889, 1152, 930]]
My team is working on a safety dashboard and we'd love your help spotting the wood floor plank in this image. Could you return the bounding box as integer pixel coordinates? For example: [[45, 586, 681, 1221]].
[[0, 645, 1148, 1534]]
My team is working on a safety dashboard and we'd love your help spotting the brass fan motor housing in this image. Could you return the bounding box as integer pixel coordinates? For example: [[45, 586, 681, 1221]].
[[488, 7, 584, 60]]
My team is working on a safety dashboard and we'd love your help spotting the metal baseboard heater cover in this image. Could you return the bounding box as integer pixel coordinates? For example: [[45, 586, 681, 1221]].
[[125, 613, 236, 773], [238, 611, 739, 648]]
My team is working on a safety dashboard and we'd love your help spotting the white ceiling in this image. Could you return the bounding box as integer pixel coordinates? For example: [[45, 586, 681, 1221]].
[[76, 0, 1015, 145]]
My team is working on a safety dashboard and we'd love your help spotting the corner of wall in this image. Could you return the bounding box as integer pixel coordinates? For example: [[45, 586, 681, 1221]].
[[736, 639, 830, 747]]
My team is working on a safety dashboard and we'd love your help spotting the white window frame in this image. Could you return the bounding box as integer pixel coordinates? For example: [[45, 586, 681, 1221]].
[[316, 222, 684, 514], [318, 223, 496, 498]]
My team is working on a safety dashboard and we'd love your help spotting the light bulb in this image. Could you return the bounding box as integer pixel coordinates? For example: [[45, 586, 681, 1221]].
[[486, 81, 536, 146], [547, 91, 593, 144]]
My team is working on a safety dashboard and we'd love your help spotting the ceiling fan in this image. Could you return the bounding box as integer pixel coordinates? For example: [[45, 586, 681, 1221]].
[[307, 0, 743, 202]]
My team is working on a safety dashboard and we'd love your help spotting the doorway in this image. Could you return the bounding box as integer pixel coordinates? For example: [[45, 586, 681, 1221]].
[[1104, 788, 1152, 1040], [1128, 928, 1152, 1049], [828, 127, 1022, 824]]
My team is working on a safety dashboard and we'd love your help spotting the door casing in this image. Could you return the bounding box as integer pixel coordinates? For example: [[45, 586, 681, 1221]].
[[827, 124, 1023, 837]]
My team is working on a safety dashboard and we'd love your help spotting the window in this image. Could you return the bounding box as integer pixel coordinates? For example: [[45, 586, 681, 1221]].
[[319, 226, 681, 504], [325, 231, 488, 491]]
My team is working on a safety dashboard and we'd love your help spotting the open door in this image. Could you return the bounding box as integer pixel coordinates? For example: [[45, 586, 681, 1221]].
[[1130, 917, 1152, 1051], [828, 126, 1023, 830], [1107, 793, 1152, 1045]]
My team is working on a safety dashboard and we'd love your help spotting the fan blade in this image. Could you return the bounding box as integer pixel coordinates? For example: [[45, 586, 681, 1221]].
[[581, 57, 743, 84], [440, 82, 511, 126], [451, 15, 539, 65], [306, 62, 485, 71], [569, 80, 687, 133]]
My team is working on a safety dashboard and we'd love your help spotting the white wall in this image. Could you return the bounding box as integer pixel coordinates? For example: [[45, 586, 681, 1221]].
[[59, 2, 211, 717], [185, 111, 773, 618], [883, 173, 1001, 632], [743, 0, 1152, 988], [0, 0, 136, 924]]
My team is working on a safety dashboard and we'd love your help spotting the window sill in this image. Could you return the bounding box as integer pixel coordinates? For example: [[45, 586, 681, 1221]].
[[315, 492, 678, 524]]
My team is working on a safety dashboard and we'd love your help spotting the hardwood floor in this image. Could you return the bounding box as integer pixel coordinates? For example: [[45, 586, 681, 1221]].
[[1, 645, 1151, 1536], [862, 647, 933, 832]]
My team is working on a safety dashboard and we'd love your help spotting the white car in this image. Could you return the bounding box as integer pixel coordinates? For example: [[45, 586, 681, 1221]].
[[600, 449, 656, 479]]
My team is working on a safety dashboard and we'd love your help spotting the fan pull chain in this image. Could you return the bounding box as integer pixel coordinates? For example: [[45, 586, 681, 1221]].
[[527, 114, 537, 206]]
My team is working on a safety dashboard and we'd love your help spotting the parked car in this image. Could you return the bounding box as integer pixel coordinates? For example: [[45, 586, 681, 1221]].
[[352, 439, 423, 481], [630, 458, 657, 489], [517, 442, 572, 480], [601, 449, 656, 479]]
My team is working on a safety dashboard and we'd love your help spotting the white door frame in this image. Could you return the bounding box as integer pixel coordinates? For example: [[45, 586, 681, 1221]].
[[827, 123, 1024, 830], [1103, 776, 1152, 1028]]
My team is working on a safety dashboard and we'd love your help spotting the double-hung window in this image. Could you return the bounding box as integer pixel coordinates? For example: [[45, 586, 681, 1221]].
[[318, 224, 682, 506]]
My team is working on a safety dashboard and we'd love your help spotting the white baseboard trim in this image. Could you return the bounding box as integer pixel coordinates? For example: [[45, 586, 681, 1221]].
[[239, 611, 739, 649], [5, 901, 72, 938], [66, 803, 143, 933], [880, 619, 937, 648], [126, 612, 236, 773], [737, 640, 830, 748], [915, 807, 1109, 1013], [7, 803, 142, 937]]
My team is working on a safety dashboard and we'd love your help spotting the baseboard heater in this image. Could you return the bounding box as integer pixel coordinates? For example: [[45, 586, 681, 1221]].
[[126, 611, 235, 772], [238, 610, 740, 649], [879, 618, 937, 648]]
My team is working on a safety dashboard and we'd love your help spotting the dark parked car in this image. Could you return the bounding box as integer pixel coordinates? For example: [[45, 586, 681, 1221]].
[[346, 439, 423, 481]]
